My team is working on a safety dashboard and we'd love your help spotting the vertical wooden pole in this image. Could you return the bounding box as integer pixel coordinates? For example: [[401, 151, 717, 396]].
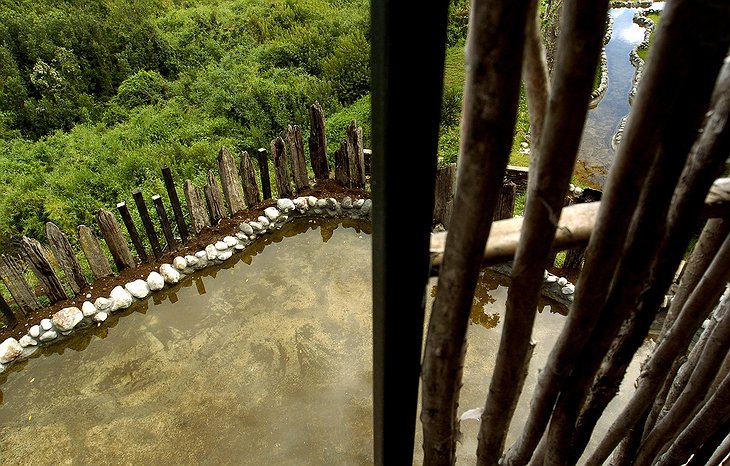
[[0, 291, 17, 328], [132, 189, 162, 261], [161, 164, 189, 244], [433, 163, 457, 228], [308, 101, 330, 181], [334, 140, 350, 187], [347, 120, 366, 189], [257, 148, 272, 201], [287, 124, 309, 192], [363, 148, 372, 177], [78, 225, 113, 279], [0, 254, 41, 313], [20, 236, 67, 303], [240, 150, 261, 206], [45, 221, 89, 295], [117, 202, 148, 263], [271, 137, 293, 198], [183, 180, 211, 234], [204, 170, 226, 224], [151, 195, 177, 252], [493, 180, 517, 221], [218, 146, 247, 215], [97, 208, 136, 272]]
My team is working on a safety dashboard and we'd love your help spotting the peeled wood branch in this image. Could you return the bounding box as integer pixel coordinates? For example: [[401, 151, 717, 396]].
[[420, 0, 530, 461], [522, 0, 549, 157]]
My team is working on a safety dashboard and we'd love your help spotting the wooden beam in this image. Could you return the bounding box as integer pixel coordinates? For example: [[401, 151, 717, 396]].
[[132, 189, 162, 260], [257, 148, 272, 201], [0, 253, 41, 313], [183, 180, 210, 234], [204, 170, 226, 224], [217, 147, 247, 215], [239, 150, 260, 206], [287, 124, 309, 192], [97, 208, 136, 272], [45, 221, 88, 295], [152, 195, 177, 252], [117, 201, 148, 263], [161, 164, 189, 244], [20, 236, 67, 303], [308, 101, 329, 181], [271, 137, 293, 198], [78, 225, 113, 279]]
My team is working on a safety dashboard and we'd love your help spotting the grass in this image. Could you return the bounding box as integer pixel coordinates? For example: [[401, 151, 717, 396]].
[[637, 13, 661, 62]]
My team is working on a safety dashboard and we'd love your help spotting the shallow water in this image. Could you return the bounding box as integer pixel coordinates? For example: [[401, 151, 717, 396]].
[[0, 219, 652, 464]]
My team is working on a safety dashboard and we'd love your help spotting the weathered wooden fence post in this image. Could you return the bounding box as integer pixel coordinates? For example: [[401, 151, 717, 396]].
[[433, 163, 457, 228], [308, 101, 330, 181], [161, 165, 189, 244], [493, 180, 516, 221], [271, 137, 293, 198], [204, 170, 226, 224], [117, 202, 148, 263], [364, 148, 372, 178], [20, 236, 67, 303], [77, 225, 113, 279], [132, 189, 162, 261], [0, 254, 41, 313], [45, 222, 89, 295], [257, 148, 272, 201], [218, 147, 247, 215], [287, 124, 309, 191], [151, 195, 177, 251], [97, 209, 136, 272], [563, 194, 587, 270], [347, 120, 366, 188], [183, 180, 211, 234], [0, 292, 17, 327], [240, 150, 261, 206], [334, 140, 350, 187]]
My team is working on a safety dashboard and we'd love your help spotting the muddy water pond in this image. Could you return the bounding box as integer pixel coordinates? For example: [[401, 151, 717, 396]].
[[0, 218, 651, 464]]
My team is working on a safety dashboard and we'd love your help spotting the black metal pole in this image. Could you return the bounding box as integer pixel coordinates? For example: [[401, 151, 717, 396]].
[[370, 1, 450, 464]]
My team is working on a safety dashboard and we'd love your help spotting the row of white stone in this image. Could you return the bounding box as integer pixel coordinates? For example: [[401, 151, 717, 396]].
[[0, 196, 372, 372], [590, 14, 614, 107]]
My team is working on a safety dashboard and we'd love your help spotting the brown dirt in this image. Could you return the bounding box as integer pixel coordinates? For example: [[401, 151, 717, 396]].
[[0, 181, 369, 342]]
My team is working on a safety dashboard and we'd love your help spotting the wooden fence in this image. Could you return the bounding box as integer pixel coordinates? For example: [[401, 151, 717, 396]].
[[0, 103, 370, 328]]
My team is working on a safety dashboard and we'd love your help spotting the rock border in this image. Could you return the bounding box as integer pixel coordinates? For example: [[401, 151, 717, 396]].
[[0, 196, 372, 373]]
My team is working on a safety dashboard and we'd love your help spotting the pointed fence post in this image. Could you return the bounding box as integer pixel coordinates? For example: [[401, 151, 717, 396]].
[[78, 225, 113, 279], [493, 180, 516, 221], [218, 147, 247, 215], [0, 292, 17, 327], [271, 137, 293, 198], [0, 254, 41, 313], [256, 148, 272, 201], [132, 189, 162, 261], [308, 101, 330, 180], [45, 221, 89, 295], [184, 180, 211, 234], [347, 120, 366, 188], [433, 163, 457, 228], [151, 195, 177, 252], [240, 150, 261, 206], [117, 202, 148, 263], [97, 208, 136, 272], [161, 165, 189, 244], [334, 140, 350, 187], [287, 124, 309, 192], [20, 236, 67, 303], [204, 170, 226, 224]]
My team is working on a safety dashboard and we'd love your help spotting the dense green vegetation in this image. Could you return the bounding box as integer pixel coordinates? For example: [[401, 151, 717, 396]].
[[0, 0, 482, 255]]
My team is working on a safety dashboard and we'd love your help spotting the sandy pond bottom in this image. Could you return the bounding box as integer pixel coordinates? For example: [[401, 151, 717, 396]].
[[0, 218, 651, 465]]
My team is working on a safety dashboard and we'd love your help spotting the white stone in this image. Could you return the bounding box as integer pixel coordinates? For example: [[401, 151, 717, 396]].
[[185, 255, 199, 267], [315, 199, 328, 208], [147, 271, 165, 291], [561, 284, 576, 295], [574, 187, 584, 197], [173, 256, 188, 270], [239, 222, 254, 236], [307, 196, 318, 207], [53, 307, 83, 331], [195, 250, 207, 259], [19, 335, 37, 347], [354, 199, 365, 209], [94, 297, 113, 312], [40, 318, 53, 331], [125, 279, 150, 299], [257, 216, 270, 228], [294, 197, 309, 212], [219, 251, 233, 261], [92, 311, 108, 323], [277, 198, 295, 213], [215, 241, 228, 251], [29, 325, 41, 338], [82, 301, 97, 317], [206, 244, 218, 260], [557, 277, 568, 287], [249, 221, 263, 233], [520, 141, 529, 149], [342, 197, 353, 209], [193, 255, 208, 270], [361, 199, 372, 214], [39, 330, 58, 342], [224, 236, 238, 247], [569, 184, 576, 192], [264, 207, 280, 222], [326, 197, 337, 208], [276, 214, 288, 225], [0, 338, 23, 363], [235, 243, 245, 250], [545, 274, 558, 283], [159, 264, 181, 285], [110, 286, 134, 311]]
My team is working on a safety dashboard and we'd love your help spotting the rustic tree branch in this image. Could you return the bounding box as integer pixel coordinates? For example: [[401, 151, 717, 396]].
[[20, 236, 67, 303]]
